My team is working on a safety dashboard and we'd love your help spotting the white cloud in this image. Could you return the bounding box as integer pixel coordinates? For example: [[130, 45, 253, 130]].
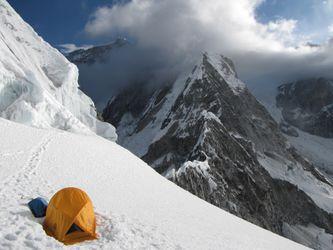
[[58, 43, 93, 53], [329, 24, 333, 33], [323, 0, 333, 10], [267, 19, 298, 45], [82, 0, 333, 91], [84, 0, 291, 54]]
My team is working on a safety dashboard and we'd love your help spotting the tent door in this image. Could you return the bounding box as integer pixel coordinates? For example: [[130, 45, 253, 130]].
[[66, 223, 84, 235]]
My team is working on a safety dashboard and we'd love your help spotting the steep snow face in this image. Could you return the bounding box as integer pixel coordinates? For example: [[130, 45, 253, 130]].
[[0, 0, 116, 141], [258, 154, 333, 213], [0, 118, 306, 249], [286, 129, 333, 180], [283, 223, 333, 250]]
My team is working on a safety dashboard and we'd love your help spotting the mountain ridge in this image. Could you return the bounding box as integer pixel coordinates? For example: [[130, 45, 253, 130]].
[[102, 52, 333, 249]]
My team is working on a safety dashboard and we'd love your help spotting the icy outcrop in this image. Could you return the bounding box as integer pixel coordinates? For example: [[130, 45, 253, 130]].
[[0, 0, 116, 140]]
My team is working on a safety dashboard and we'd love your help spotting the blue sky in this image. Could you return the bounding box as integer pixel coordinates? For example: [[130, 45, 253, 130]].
[[8, 0, 118, 47], [257, 0, 333, 44], [7, 0, 333, 105], [8, 0, 333, 48]]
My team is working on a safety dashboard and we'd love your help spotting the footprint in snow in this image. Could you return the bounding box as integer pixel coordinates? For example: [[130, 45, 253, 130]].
[[4, 233, 17, 241]]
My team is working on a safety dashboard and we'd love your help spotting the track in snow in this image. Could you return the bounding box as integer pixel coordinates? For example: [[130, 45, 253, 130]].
[[0, 132, 61, 249], [0, 132, 56, 199]]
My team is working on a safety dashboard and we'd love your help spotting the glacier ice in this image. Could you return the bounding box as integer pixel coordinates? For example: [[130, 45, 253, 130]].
[[0, 0, 116, 141]]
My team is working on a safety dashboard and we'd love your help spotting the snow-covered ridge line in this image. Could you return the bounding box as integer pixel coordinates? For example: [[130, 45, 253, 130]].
[[183, 52, 245, 95], [204, 52, 245, 93], [0, 0, 116, 140]]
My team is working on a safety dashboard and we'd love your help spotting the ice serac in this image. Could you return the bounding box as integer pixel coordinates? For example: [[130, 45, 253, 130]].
[[103, 52, 333, 249], [0, 0, 116, 141]]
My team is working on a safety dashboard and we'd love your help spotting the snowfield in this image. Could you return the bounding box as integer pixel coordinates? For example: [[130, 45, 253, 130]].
[[286, 129, 333, 180], [0, 118, 307, 250]]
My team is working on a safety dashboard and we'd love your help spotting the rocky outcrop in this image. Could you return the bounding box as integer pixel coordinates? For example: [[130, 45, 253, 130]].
[[277, 78, 333, 138], [102, 53, 333, 247]]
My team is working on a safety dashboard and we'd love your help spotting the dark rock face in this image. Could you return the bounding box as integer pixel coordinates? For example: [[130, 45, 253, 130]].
[[66, 38, 127, 64], [277, 78, 333, 138], [103, 84, 157, 127], [102, 53, 333, 246]]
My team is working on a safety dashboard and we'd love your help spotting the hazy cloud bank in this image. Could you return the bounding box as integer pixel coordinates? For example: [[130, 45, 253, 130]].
[[79, 0, 333, 106]]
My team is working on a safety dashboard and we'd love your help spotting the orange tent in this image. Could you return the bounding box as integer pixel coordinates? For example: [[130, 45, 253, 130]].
[[43, 187, 97, 245]]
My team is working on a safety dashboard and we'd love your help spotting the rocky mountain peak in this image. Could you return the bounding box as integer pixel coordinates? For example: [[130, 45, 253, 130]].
[[102, 52, 333, 248], [191, 52, 244, 93], [203, 52, 238, 77]]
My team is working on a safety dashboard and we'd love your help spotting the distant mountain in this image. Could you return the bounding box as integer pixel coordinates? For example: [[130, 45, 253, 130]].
[[277, 78, 333, 138], [66, 38, 128, 64], [0, 0, 116, 140], [102, 52, 333, 249]]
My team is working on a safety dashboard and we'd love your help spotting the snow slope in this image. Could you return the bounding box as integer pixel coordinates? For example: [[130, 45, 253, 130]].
[[258, 153, 333, 213], [0, 118, 306, 249], [286, 129, 333, 178], [0, 0, 116, 140], [251, 82, 333, 182]]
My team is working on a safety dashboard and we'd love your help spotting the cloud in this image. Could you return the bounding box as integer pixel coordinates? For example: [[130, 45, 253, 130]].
[[76, 44, 180, 109], [329, 24, 333, 33], [85, 0, 289, 54], [323, 0, 333, 10], [267, 19, 298, 45], [58, 43, 93, 53], [81, 0, 333, 105]]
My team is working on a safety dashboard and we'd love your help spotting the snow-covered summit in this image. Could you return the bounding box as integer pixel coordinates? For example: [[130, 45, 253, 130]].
[[0, 0, 116, 140], [203, 52, 245, 93], [186, 52, 245, 95]]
